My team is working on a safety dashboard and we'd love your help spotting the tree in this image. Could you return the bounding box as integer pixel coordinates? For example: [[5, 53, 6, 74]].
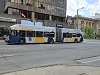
[[84, 26, 94, 37], [71, 25, 76, 29]]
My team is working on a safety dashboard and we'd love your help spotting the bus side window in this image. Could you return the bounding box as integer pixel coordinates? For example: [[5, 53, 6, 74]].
[[68, 33, 72, 38], [66, 33, 69, 37], [27, 31, 35, 37], [63, 33, 66, 38], [44, 32, 49, 37], [72, 33, 77, 37], [36, 31, 43, 37], [19, 30, 25, 37], [77, 34, 81, 37], [50, 32, 54, 37]]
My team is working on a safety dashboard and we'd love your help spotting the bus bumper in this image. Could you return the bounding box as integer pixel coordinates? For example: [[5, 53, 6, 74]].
[[5, 39, 10, 43]]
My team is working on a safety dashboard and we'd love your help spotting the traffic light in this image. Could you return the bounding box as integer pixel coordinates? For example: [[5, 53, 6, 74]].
[[84, 22, 86, 27], [68, 22, 70, 26]]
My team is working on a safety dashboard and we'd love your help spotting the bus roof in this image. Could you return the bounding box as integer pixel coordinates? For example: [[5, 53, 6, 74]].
[[10, 24, 56, 32], [62, 28, 83, 34]]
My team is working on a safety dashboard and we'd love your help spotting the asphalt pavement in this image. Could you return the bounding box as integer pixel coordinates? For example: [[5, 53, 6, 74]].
[[0, 39, 100, 75]]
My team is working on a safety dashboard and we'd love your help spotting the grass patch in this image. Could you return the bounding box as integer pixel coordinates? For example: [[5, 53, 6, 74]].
[[84, 35, 94, 39], [84, 34, 100, 40]]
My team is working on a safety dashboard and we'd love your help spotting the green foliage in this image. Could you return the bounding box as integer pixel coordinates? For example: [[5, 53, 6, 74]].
[[84, 35, 94, 39], [84, 26, 94, 37], [96, 34, 100, 40], [71, 25, 76, 29], [96, 34, 100, 37]]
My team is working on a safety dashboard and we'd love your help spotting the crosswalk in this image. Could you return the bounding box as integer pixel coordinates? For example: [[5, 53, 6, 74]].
[[75, 56, 100, 64]]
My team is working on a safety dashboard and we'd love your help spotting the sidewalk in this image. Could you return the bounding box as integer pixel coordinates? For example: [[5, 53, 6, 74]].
[[84, 39, 100, 42], [0, 40, 5, 43], [1, 65, 100, 75]]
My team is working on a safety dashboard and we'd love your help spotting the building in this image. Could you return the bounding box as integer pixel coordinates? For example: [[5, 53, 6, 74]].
[[0, 0, 68, 36], [72, 15, 100, 34], [91, 13, 100, 19]]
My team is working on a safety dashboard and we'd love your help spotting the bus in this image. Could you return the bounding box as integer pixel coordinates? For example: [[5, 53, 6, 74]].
[[5, 24, 83, 44], [61, 28, 83, 43], [5, 24, 56, 44]]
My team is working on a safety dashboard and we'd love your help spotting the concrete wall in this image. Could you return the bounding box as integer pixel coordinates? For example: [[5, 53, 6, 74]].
[[0, 13, 21, 23], [0, 13, 21, 26], [0, 0, 4, 13]]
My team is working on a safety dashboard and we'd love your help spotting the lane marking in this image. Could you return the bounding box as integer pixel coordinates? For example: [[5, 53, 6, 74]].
[[0, 54, 22, 58], [2, 54, 16, 57], [75, 56, 100, 64], [0, 47, 22, 50], [81, 59, 100, 63]]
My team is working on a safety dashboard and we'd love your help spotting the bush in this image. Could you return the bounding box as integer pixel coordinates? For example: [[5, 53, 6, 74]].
[[84, 35, 94, 39], [84, 26, 94, 37], [96, 34, 100, 40]]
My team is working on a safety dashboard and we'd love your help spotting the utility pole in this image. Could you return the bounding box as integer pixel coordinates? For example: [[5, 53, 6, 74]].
[[76, 7, 84, 29]]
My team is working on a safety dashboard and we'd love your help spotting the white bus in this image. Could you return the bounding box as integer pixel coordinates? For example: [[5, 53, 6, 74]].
[[5, 24, 56, 44], [61, 28, 83, 43], [5, 24, 83, 44]]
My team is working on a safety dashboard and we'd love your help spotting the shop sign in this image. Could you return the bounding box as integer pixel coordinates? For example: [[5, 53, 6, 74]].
[[0, 17, 16, 22]]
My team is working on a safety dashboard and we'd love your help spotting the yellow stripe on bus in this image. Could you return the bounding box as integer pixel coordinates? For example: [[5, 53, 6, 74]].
[[72, 37, 77, 42], [65, 38, 68, 42], [15, 28, 34, 31], [35, 37, 45, 43]]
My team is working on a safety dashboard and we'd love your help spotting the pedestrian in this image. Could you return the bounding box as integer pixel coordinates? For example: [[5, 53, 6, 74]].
[[94, 33, 96, 39]]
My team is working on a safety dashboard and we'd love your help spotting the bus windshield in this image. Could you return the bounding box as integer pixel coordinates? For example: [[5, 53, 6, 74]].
[[9, 30, 17, 37]]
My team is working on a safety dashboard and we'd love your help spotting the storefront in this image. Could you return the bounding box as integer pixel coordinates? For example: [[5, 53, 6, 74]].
[[0, 17, 16, 36]]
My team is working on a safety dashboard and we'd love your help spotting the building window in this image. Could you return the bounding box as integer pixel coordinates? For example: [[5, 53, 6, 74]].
[[12, 9, 19, 15], [35, 13, 49, 20], [54, 0, 65, 4], [89, 22, 91, 26], [29, 0, 33, 6], [52, 16, 63, 22], [20, 10, 31, 19], [81, 21, 84, 27], [38, 3, 45, 9], [92, 23, 94, 27], [11, 0, 15, 2], [21, 0, 23, 4], [72, 21, 74, 25], [86, 22, 88, 26], [26, 0, 32, 6]]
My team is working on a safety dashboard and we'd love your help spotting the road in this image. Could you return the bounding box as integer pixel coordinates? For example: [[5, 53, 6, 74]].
[[0, 39, 100, 74]]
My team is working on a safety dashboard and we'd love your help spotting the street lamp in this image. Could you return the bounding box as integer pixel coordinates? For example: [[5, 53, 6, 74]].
[[76, 7, 84, 29]]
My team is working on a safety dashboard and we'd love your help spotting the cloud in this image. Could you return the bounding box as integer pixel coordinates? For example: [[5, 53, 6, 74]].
[[88, 1, 100, 16], [67, 0, 100, 17]]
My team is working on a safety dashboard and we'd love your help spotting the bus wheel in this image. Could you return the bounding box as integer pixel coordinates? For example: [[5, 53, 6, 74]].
[[50, 38, 54, 44], [19, 39, 25, 44], [80, 38, 83, 42], [74, 39, 78, 43]]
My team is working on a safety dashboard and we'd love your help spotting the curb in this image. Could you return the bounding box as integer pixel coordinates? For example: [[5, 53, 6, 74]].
[[1, 65, 100, 75]]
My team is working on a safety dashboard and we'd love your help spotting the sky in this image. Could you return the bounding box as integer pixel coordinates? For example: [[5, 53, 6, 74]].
[[67, 0, 100, 17]]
